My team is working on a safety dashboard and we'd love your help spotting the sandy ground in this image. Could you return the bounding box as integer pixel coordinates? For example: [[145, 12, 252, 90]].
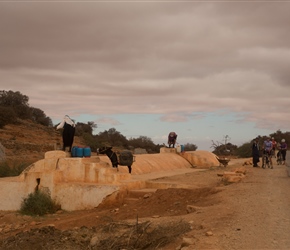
[[195, 158, 290, 250], [0, 156, 290, 249]]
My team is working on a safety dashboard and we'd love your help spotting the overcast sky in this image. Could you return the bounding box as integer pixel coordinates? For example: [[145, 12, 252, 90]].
[[1, 1, 290, 150]]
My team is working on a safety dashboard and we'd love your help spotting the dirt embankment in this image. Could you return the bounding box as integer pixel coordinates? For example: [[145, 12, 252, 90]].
[[0, 120, 85, 164]]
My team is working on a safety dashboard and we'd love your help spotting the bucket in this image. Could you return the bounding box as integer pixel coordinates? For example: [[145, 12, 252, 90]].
[[76, 147, 84, 157], [83, 147, 91, 157], [71, 146, 78, 157], [181, 145, 185, 152]]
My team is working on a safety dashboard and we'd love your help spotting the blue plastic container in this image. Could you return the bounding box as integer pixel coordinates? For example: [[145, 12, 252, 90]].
[[71, 146, 78, 157], [181, 145, 185, 152], [76, 147, 84, 157], [83, 147, 91, 157]]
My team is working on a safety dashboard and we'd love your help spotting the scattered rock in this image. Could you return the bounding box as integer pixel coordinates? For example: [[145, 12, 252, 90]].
[[186, 205, 199, 214], [235, 167, 247, 174], [90, 235, 99, 247], [243, 161, 252, 166], [205, 231, 213, 236], [182, 237, 195, 245], [143, 193, 152, 199]]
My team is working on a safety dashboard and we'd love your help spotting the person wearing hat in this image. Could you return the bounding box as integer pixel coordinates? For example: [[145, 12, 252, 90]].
[[252, 137, 260, 167]]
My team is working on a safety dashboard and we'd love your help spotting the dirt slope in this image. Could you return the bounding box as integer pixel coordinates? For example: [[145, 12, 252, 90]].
[[0, 120, 85, 164]]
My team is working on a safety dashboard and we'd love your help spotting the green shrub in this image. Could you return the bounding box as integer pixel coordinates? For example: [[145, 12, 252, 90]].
[[0, 106, 17, 128], [236, 142, 252, 158], [20, 191, 61, 216], [0, 161, 29, 177], [0, 161, 10, 177]]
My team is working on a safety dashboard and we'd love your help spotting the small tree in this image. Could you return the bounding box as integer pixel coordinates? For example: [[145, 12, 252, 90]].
[[211, 135, 237, 156], [30, 107, 53, 127], [235, 142, 252, 158], [183, 143, 198, 151]]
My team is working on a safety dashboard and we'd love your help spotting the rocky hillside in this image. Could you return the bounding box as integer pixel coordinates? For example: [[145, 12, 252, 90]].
[[0, 119, 85, 165]]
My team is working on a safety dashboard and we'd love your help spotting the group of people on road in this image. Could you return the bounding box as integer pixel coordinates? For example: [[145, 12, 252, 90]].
[[252, 136, 287, 168]]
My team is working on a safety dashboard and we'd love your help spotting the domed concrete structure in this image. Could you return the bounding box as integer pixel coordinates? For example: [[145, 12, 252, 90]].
[[180, 150, 220, 168]]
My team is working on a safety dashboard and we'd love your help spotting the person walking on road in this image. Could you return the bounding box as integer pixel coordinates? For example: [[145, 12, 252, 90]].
[[280, 139, 287, 165], [252, 137, 260, 167]]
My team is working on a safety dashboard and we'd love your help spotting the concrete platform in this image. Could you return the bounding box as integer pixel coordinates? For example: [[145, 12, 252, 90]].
[[0, 149, 220, 211]]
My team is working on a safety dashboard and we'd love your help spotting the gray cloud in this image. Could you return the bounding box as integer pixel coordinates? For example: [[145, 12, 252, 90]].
[[1, 2, 290, 131]]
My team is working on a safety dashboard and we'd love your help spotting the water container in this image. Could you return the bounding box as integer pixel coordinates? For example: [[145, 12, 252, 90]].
[[71, 146, 78, 157], [83, 147, 91, 157], [181, 145, 185, 152], [76, 147, 84, 157], [176, 144, 181, 153]]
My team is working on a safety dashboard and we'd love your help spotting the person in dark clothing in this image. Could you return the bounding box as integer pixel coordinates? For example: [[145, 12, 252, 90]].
[[56, 115, 76, 152], [168, 132, 177, 148], [252, 137, 260, 167], [280, 139, 287, 165]]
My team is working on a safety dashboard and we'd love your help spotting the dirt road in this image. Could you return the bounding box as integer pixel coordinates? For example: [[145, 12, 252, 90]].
[[204, 161, 290, 250]]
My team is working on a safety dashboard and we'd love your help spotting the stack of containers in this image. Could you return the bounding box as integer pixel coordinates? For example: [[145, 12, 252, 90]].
[[71, 146, 91, 157]]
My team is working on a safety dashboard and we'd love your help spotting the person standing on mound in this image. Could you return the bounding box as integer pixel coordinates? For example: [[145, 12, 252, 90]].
[[56, 115, 76, 152]]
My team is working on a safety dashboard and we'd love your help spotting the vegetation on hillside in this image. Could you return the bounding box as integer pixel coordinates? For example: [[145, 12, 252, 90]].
[[212, 132, 290, 158], [0, 90, 52, 128], [1, 90, 290, 157], [0, 161, 29, 177]]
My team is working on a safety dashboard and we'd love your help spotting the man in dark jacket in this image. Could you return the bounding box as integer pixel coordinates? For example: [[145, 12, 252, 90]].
[[252, 137, 260, 167]]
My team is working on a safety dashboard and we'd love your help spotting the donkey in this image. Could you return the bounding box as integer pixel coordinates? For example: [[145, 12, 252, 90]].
[[98, 146, 133, 174]]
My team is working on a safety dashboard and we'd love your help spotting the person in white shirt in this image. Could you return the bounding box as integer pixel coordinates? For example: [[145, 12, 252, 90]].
[[56, 115, 76, 152]]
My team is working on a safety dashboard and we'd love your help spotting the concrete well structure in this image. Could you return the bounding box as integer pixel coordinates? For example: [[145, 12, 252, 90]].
[[0, 148, 220, 211]]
